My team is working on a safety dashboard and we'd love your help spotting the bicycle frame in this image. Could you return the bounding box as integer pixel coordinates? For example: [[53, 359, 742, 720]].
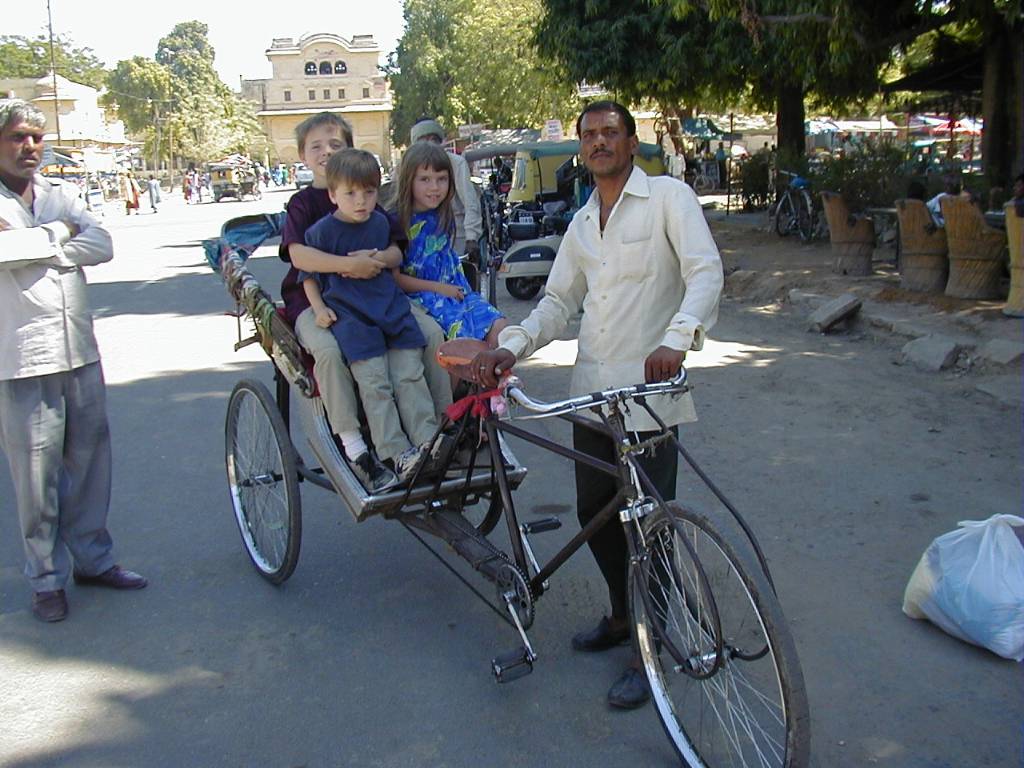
[[402, 374, 778, 611]]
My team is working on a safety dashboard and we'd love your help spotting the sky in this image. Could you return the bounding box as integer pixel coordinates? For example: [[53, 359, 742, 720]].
[[8, 0, 407, 87]]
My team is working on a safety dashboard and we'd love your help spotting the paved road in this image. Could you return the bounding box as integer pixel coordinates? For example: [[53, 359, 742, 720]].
[[1, 189, 1020, 767]]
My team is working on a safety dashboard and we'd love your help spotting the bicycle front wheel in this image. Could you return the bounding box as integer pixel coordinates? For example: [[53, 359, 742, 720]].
[[630, 503, 810, 767], [225, 379, 302, 584]]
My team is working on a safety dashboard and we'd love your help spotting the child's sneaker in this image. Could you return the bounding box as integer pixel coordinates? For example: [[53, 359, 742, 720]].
[[351, 451, 398, 493], [394, 444, 428, 485]]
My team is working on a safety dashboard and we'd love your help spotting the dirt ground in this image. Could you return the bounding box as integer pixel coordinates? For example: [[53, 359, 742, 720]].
[[0, 193, 1019, 767]]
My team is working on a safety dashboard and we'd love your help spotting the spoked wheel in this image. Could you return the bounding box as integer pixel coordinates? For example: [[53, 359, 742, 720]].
[[795, 195, 813, 242], [773, 195, 796, 237], [630, 503, 810, 767], [694, 176, 715, 195], [506, 276, 544, 301], [225, 379, 302, 584]]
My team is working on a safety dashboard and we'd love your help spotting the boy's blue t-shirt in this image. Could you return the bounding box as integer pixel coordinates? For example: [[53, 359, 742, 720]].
[[301, 211, 425, 362]]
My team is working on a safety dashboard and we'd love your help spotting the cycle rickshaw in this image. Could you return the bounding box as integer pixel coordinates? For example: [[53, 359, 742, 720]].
[[207, 214, 810, 767]]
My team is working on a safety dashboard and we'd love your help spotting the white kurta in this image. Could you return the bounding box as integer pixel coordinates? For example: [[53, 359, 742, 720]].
[[0, 175, 113, 380], [498, 166, 723, 431]]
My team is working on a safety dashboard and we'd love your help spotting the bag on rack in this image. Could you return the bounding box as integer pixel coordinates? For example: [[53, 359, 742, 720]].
[[903, 514, 1024, 662]]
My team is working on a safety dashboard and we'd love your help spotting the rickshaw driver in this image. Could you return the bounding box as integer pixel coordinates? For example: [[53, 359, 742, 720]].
[[473, 101, 724, 709]]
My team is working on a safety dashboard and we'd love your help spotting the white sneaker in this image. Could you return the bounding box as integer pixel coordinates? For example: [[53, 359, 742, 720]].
[[394, 444, 428, 485]]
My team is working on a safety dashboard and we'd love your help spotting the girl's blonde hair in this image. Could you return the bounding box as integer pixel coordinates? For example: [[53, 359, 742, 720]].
[[395, 142, 455, 235]]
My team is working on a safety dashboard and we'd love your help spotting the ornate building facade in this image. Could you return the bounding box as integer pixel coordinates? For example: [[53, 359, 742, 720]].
[[241, 33, 393, 166]]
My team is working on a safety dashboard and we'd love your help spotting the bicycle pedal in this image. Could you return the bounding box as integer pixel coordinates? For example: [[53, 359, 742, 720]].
[[491, 647, 534, 683], [522, 517, 561, 535]]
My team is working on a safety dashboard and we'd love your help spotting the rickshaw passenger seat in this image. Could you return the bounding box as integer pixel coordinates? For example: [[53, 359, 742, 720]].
[[274, 306, 320, 398]]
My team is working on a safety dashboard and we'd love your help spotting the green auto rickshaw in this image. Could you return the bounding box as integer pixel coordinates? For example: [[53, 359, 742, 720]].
[[493, 141, 666, 301]]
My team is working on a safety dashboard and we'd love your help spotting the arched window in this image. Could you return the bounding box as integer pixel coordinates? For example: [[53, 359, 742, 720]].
[[334, 60, 347, 74], [304, 61, 317, 75], [319, 61, 332, 75]]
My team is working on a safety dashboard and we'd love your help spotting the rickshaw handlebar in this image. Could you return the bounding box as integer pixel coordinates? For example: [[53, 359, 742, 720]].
[[501, 369, 689, 419]]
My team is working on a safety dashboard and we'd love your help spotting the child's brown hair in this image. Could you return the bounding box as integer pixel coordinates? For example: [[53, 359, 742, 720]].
[[326, 149, 381, 191], [294, 111, 353, 152], [395, 141, 454, 235]]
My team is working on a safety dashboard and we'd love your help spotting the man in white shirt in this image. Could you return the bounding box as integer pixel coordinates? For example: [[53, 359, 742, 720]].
[[474, 101, 723, 709], [0, 100, 147, 623], [410, 118, 483, 262], [926, 175, 963, 226]]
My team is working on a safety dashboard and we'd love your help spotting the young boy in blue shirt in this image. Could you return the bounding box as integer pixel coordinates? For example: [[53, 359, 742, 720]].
[[300, 149, 440, 487]]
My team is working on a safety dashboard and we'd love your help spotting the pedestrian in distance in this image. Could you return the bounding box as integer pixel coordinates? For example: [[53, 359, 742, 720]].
[[146, 175, 161, 213], [473, 100, 724, 710], [0, 99, 147, 623], [120, 171, 140, 215]]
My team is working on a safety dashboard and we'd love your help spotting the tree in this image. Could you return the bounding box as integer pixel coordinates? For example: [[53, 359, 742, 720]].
[[388, 0, 580, 145], [0, 33, 106, 88], [387, 0, 469, 143], [533, 0, 750, 153], [693, 0, 1021, 184], [105, 57, 174, 170], [536, 0, 911, 162], [104, 21, 267, 168]]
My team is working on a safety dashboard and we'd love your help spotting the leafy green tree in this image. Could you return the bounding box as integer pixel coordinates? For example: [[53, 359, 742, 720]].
[[533, 0, 749, 152], [695, 0, 1021, 183], [104, 21, 266, 168], [105, 58, 173, 133], [387, 0, 469, 143], [0, 33, 107, 89], [388, 0, 580, 145], [536, 0, 909, 161]]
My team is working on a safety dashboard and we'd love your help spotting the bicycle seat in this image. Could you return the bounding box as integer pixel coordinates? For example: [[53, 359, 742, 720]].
[[791, 176, 810, 189], [437, 338, 490, 372]]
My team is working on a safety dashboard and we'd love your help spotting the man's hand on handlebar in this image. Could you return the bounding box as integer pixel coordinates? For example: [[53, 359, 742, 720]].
[[471, 348, 516, 388], [644, 346, 686, 383]]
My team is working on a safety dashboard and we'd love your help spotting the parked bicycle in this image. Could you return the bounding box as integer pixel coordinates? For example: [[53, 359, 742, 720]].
[[771, 170, 827, 242]]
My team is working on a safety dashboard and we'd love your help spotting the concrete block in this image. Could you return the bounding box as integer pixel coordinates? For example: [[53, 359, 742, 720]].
[[808, 293, 862, 333], [901, 336, 961, 371], [978, 338, 1024, 366], [788, 289, 826, 309], [975, 376, 1023, 407]]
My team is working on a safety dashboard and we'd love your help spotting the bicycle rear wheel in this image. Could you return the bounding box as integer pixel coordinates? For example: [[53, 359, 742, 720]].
[[773, 195, 795, 237], [630, 503, 810, 767], [795, 193, 814, 242]]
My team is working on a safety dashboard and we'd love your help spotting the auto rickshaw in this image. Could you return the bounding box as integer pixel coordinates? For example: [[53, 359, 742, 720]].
[[210, 164, 241, 202], [238, 169, 263, 201], [494, 141, 665, 300]]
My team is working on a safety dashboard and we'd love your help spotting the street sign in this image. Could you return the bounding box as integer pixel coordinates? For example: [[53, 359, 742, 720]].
[[458, 123, 485, 139], [542, 119, 563, 142]]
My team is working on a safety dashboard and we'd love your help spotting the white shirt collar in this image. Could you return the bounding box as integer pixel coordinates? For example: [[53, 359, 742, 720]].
[[582, 165, 650, 221]]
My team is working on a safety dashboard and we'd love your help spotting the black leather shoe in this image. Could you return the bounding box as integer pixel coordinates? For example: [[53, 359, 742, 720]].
[[571, 616, 630, 652], [32, 589, 68, 622], [73, 565, 148, 590], [608, 667, 650, 710]]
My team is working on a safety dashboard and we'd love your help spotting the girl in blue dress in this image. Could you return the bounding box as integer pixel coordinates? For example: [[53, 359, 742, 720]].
[[393, 142, 507, 346]]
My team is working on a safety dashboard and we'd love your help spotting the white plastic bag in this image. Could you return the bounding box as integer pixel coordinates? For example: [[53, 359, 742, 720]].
[[902, 514, 1024, 662]]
